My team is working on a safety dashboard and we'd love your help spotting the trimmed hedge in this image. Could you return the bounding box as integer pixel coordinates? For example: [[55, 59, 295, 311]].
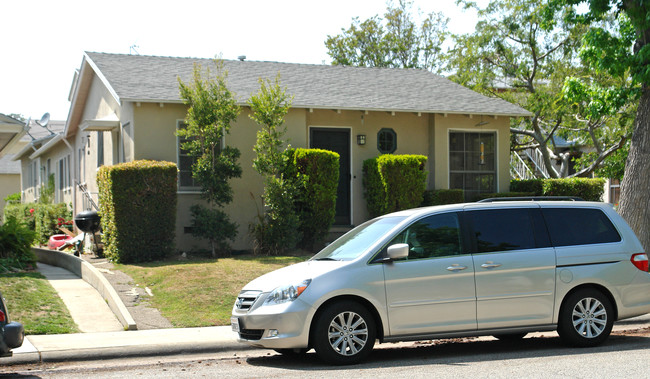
[[422, 189, 464, 206], [364, 155, 428, 218], [472, 192, 537, 201], [510, 178, 605, 201], [3, 203, 71, 245], [287, 148, 339, 251], [97, 160, 178, 263]]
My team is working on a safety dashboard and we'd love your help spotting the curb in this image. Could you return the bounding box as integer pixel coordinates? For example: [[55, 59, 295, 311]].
[[32, 248, 137, 331]]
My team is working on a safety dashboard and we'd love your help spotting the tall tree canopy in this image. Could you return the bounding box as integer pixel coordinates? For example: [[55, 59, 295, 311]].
[[325, 0, 449, 73], [547, 0, 650, 249], [448, 0, 634, 178]]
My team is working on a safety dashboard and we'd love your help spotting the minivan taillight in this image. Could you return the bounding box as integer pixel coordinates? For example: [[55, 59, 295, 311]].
[[0, 310, 5, 323], [631, 253, 649, 272]]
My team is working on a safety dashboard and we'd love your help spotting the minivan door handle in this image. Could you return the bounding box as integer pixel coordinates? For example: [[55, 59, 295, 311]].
[[446, 264, 468, 272], [481, 262, 502, 269]]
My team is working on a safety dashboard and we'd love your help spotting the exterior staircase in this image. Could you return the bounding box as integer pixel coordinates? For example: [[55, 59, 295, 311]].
[[510, 148, 550, 180]]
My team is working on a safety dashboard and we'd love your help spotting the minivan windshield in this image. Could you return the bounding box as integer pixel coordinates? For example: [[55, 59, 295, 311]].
[[311, 216, 406, 261]]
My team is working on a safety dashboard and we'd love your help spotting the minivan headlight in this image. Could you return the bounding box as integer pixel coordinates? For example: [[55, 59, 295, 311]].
[[265, 279, 312, 305]]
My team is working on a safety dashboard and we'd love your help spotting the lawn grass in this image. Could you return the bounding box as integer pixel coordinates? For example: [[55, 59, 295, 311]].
[[116, 255, 310, 327], [0, 272, 79, 334]]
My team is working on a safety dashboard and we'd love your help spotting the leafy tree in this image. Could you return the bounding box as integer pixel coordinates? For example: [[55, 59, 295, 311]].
[[325, 0, 449, 73], [248, 75, 300, 255], [177, 61, 242, 257], [448, 0, 632, 178], [39, 174, 55, 204], [546, 0, 650, 250]]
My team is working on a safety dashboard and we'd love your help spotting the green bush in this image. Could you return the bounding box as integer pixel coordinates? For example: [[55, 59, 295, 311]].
[[288, 148, 339, 251], [422, 189, 464, 206], [510, 179, 544, 195], [363, 155, 428, 218], [0, 216, 36, 272], [34, 204, 71, 245], [3, 192, 21, 205], [4, 203, 37, 230], [542, 178, 605, 201], [97, 160, 177, 263], [509, 178, 605, 201], [3, 203, 70, 245]]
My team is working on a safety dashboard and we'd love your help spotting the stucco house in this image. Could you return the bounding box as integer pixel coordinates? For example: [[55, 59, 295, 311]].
[[14, 52, 531, 251], [0, 114, 26, 215]]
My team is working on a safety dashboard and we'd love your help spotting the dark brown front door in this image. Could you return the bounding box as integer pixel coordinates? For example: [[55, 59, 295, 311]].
[[310, 128, 351, 225]]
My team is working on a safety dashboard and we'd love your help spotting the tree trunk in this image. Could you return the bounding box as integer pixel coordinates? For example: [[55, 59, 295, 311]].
[[618, 84, 650, 251]]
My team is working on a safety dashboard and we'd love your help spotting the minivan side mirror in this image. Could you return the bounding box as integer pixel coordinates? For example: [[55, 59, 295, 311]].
[[387, 243, 409, 261]]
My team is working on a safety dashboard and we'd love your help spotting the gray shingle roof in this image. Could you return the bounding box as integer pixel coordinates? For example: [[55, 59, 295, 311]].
[[85, 52, 531, 117]]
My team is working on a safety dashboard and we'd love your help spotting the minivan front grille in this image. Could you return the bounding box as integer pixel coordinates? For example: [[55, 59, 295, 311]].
[[235, 290, 262, 311], [239, 329, 264, 340]]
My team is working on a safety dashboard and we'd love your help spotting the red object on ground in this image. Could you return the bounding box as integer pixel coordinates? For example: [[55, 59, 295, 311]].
[[48, 234, 73, 250]]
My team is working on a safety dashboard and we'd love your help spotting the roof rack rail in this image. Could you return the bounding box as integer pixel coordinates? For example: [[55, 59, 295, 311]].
[[477, 196, 585, 203]]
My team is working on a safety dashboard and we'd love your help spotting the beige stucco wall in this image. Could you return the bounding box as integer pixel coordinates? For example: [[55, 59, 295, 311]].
[[0, 173, 20, 216]]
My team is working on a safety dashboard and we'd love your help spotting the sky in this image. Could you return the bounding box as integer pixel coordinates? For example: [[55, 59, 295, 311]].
[[1, 0, 484, 122]]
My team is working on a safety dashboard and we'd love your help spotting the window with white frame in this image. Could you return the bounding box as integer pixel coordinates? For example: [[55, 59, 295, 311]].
[[97, 132, 104, 167]]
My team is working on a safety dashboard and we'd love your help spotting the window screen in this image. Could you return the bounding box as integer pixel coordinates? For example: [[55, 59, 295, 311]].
[[388, 213, 461, 259], [542, 208, 621, 247], [468, 209, 536, 252]]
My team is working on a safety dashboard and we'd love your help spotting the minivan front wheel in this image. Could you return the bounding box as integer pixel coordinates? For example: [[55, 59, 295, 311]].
[[313, 301, 376, 365], [558, 289, 613, 347]]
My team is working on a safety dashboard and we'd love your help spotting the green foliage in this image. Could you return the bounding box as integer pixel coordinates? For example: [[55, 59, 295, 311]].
[[0, 216, 36, 272], [449, 0, 632, 178], [421, 189, 464, 206], [39, 174, 55, 204], [510, 179, 545, 195], [97, 160, 177, 263], [3, 202, 70, 245], [363, 155, 428, 217], [178, 61, 242, 256], [542, 178, 606, 201], [34, 203, 71, 245], [3, 203, 37, 230], [248, 75, 300, 255], [325, 0, 449, 73], [249, 75, 294, 177], [472, 192, 538, 201], [178, 61, 242, 207], [288, 148, 340, 251], [510, 177, 605, 201], [189, 205, 238, 257], [3, 192, 20, 205]]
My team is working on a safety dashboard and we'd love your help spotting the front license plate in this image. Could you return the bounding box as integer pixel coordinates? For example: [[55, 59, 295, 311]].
[[231, 317, 240, 333]]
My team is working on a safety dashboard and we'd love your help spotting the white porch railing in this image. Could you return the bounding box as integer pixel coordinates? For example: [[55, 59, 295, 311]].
[[510, 151, 536, 180], [523, 148, 550, 179]]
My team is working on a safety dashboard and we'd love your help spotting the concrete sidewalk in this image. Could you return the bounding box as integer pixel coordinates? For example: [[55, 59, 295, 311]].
[[2, 326, 244, 364]]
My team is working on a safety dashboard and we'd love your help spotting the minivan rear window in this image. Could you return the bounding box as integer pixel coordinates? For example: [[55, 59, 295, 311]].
[[542, 208, 621, 247]]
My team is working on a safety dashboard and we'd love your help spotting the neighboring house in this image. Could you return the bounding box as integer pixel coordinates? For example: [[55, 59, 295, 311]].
[[8, 119, 67, 205], [16, 52, 532, 251], [0, 114, 26, 216]]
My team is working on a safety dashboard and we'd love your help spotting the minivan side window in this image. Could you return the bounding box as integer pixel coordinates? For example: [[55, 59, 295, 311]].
[[467, 208, 537, 253], [542, 208, 621, 247], [388, 213, 461, 260]]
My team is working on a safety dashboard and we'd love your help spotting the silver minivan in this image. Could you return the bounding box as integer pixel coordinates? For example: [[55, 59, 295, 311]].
[[232, 200, 650, 364]]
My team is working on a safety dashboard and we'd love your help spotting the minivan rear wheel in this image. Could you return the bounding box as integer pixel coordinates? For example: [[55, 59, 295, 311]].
[[558, 288, 613, 347], [312, 301, 376, 365]]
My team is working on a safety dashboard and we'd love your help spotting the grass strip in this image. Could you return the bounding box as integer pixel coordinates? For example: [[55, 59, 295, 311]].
[[116, 255, 309, 327], [0, 272, 79, 334]]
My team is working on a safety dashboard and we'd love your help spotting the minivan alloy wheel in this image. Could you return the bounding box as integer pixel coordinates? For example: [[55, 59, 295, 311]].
[[313, 301, 376, 364], [558, 288, 613, 347], [328, 311, 368, 356], [571, 297, 607, 338]]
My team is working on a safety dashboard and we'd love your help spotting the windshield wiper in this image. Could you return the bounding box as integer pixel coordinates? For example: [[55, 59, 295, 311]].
[[314, 257, 339, 261]]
